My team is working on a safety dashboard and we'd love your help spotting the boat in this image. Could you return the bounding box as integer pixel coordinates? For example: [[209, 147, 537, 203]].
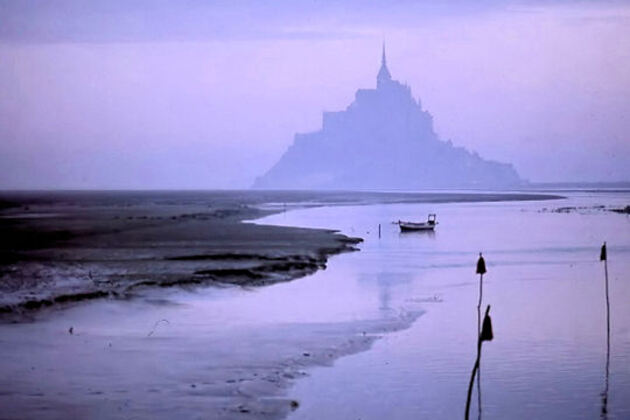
[[398, 214, 437, 232]]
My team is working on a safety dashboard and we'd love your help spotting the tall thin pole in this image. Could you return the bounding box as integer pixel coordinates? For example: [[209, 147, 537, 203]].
[[604, 257, 610, 347], [601, 241, 610, 418], [477, 272, 483, 418], [475, 253, 486, 417], [478, 274, 483, 338], [601, 242, 610, 354], [476, 253, 486, 337]]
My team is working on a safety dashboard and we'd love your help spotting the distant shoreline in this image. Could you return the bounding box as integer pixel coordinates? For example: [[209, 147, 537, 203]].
[[512, 181, 630, 195]]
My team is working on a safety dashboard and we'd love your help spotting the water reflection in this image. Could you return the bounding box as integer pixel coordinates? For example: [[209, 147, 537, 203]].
[[377, 274, 393, 311], [478, 363, 483, 420], [466, 305, 493, 420], [398, 230, 436, 239], [358, 272, 415, 312], [601, 334, 609, 419]]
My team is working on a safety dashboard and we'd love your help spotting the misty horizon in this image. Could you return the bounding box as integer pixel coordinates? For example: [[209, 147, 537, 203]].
[[1, 1, 629, 189]]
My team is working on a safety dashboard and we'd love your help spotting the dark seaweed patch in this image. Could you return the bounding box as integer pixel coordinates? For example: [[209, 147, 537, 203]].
[[0, 290, 111, 314], [167, 253, 316, 262], [194, 268, 267, 280], [610, 205, 630, 214]]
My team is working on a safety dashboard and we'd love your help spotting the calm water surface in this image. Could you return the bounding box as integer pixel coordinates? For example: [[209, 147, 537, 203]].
[[259, 192, 630, 420]]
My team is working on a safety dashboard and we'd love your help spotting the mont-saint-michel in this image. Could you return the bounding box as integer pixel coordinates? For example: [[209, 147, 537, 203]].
[[254, 47, 523, 190]]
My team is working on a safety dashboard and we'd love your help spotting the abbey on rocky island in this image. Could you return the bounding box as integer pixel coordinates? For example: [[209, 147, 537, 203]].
[[254, 46, 523, 190]]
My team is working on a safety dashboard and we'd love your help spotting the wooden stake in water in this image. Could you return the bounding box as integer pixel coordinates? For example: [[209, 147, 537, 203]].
[[600, 242, 610, 418], [465, 305, 493, 420], [601, 242, 610, 344], [475, 252, 487, 416], [476, 253, 486, 339], [378, 223, 381, 239]]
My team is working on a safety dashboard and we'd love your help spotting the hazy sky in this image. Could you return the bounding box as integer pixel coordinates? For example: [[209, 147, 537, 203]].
[[1, 0, 629, 188]]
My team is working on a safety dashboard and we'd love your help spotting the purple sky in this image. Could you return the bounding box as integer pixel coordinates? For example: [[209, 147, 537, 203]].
[[1, 1, 629, 188]]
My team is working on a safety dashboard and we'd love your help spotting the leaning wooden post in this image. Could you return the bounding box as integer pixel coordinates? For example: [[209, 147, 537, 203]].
[[465, 305, 493, 420], [601, 242, 610, 345]]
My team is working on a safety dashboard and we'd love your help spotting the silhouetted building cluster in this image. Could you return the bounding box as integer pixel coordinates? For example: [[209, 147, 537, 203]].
[[254, 45, 523, 190]]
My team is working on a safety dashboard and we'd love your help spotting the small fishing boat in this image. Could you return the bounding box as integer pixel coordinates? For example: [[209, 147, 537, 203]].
[[398, 214, 437, 232]]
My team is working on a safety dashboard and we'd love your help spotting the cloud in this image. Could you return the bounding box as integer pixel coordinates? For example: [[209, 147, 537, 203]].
[[2, 0, 617, 44]]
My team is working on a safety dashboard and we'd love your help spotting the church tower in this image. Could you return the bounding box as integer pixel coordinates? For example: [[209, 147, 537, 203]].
[[377, 43, 392, 89]]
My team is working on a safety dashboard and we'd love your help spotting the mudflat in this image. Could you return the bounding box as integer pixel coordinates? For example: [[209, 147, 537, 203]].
[[0, 191, 362, 315], [0, 190, 560, 317]]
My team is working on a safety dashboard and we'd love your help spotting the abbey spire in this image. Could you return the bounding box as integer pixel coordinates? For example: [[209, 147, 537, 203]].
[[381, 42, 387, 66], [377, 42, 392, 88]]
